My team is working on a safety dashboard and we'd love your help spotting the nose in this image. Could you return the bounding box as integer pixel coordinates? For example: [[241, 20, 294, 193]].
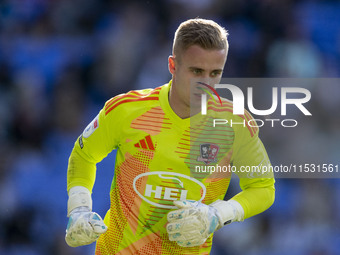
[[200, 76, 210, 83]]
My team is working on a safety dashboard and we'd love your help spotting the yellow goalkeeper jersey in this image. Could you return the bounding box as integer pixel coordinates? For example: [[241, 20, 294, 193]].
[[67, 81, 275, 255]]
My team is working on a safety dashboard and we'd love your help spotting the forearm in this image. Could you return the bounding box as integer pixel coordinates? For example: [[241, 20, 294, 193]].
[[67, 147, 97, 193], [231, 184, 275, 219]]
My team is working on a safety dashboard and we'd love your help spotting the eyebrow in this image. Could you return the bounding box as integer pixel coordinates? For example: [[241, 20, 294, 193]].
[[189, 66, 223, 73], [189, 67, 204, 71], [212, 69, 223, 73]]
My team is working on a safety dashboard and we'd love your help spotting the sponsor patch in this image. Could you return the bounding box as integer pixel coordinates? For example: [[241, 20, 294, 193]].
[[83, 115, 99, 138], [78, 135, 84, 149]]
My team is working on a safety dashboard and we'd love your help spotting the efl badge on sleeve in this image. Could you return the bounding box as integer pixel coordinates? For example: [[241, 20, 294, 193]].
[[83, 115, 99, 138], [197, 143, 219, 164]]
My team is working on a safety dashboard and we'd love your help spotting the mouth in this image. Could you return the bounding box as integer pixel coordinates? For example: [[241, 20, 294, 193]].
[[193, 87, 205, 97], [191, 86, 206, 103]]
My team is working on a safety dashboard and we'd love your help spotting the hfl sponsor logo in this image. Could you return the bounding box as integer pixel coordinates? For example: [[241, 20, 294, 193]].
[[144, 184, 188, 201]]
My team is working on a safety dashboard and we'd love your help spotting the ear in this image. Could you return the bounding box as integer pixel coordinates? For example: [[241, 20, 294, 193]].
[[168, 56, 176, 75]]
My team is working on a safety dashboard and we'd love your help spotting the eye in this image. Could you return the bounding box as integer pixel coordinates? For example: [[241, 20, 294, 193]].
[[192, 69, 203, 75], [210, 71, 222, 77]]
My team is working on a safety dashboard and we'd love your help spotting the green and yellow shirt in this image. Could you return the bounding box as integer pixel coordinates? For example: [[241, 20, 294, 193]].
[[67, 81, 275, 255]]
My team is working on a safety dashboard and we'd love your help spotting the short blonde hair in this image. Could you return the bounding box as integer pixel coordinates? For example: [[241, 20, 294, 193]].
[[173, 18, 229, 58]]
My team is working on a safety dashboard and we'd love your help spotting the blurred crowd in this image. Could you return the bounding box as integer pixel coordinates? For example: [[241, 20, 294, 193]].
[[0, 0, 340, 254]]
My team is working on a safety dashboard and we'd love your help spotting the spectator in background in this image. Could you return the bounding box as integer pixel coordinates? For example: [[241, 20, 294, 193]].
[[0, 1, 339, 254]]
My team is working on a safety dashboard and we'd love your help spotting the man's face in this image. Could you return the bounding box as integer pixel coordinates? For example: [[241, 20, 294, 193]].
[[169, 45, 227, 115]]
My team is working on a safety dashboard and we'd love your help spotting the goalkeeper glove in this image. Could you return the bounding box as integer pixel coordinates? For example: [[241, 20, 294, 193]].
[[65, 186, 107, 247], [166, 199, 244, 247]]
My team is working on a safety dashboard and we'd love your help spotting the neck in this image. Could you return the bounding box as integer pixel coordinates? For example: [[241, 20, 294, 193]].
[[168, 87, 200, 119]]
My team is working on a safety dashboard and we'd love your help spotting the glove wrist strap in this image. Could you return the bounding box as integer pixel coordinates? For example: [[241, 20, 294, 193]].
[[70, 206, 91, 214], [67, 186, 92, 216], [210, 199, 244, 229]]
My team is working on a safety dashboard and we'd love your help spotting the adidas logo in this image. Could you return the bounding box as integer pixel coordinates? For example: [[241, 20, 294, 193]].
[[134, 135, 155, 151]]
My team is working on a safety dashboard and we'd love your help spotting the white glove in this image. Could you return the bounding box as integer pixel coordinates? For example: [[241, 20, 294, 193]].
[[166, 199, 244, 247], [65, 186, 107, 247]]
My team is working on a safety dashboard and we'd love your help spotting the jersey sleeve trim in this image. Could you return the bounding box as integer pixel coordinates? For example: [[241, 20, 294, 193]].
[[105, 87, 162, 115]]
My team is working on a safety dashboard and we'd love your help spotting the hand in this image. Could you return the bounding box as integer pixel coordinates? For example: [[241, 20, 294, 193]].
[[166, 200, 220, 247], [65, 207, 107, 247]]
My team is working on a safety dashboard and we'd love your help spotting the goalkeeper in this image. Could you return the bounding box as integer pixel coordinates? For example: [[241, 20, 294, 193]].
[[65, 18, 275, 254]]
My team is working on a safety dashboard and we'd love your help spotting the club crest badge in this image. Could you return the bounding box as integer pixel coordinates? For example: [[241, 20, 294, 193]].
[[197, 143, 219, 164]]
